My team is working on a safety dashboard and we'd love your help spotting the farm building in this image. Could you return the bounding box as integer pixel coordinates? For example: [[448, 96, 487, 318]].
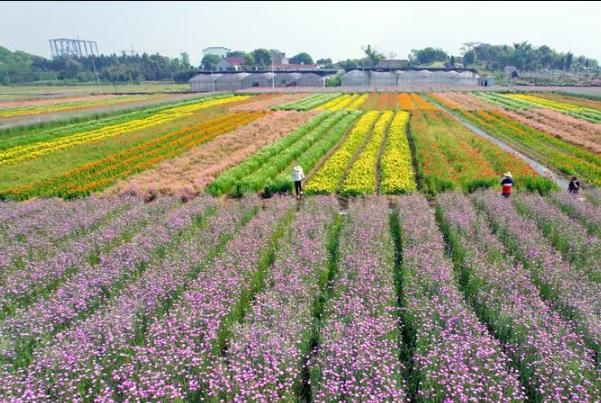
[[202, 46, 230, 58], [216, 57, 245, 72]]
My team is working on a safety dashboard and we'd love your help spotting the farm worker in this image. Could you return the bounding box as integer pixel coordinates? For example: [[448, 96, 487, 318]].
[[568, 176, 580, 195], [501, 172, 513, 198], [292, 165, 305, 199]]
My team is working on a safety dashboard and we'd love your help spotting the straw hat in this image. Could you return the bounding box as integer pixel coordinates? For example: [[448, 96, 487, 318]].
[[503, 172, 513, 178]]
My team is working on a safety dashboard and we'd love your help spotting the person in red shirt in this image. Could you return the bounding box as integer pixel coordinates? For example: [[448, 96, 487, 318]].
[[501, 172, 513, 198]]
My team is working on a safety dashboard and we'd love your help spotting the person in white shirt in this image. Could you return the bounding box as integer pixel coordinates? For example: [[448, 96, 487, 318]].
[[291, 165, 305, 199]]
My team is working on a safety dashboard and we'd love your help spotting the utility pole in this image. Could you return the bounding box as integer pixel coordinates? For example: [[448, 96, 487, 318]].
[[91, 57, 102, 94], [271, 60, 275, 89]]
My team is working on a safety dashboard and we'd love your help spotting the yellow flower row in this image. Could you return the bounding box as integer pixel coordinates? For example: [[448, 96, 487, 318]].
[[380, 111, 416, 194], [345, 94, 369, 110], [0, 95, 248, 166], [0, 95, 155, 118], [318, 94, 355, 111], [341, 111, 393, 195], [305, 111, 379, 194], [507, 93, 596, 114]]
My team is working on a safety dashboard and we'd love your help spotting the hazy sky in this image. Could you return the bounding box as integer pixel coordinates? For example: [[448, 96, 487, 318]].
[[1, 1, 600, 64]]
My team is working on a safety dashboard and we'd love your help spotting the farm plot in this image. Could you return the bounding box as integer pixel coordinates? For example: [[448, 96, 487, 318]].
[[229, 92, 312, 111], [360, 92, 400, 111], [409, 110, 550, 195], [506, 93, 601, 123], [429, 92, 499, 111], [305, 111, 380, 194], [0, 94, 247, 167], [398, 93, 436, 110], [533, 91, 601, 110], [108, 110, 318, 198], [473, 92, 601, 123], [460, 110, 601, 186], [1, 111, 264, 199], [0, 94, 170, 119], [0, 192, 600, 400], [207, 110, 360, 196], [500, 107, 601, 153], [318, 93, 367, 111], [274, 93, 340, 111]]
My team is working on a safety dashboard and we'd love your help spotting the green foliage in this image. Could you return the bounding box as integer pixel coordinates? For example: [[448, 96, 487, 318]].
[[289, 52, 314, 65], [410, 47, 449, 65], [206, 111, 334, 196], [462, 42, 598, 72], [362, 44, 385, 67], [250, 48, 272, 67], [0, 45, 196, 85], [232, 112, 351, 196], [264, 111, 360, 196], [325, 74, 341, 87], [201, 54, 221, 71]]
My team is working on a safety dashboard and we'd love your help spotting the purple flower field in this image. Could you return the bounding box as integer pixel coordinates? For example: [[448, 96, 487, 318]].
[[0, 192, 599, 401]]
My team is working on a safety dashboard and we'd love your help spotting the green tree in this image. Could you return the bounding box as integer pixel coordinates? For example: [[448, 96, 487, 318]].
[[201, 54, 220, 71], [250, 48, 272, 68], [449, 55, 455, 67], [289, 52, 314, 65], [180, 52, 190, 68], [410, 47, 448, 65], [463, 49, 477, 66], [362, 44, 384, 67], [325, 74, 341, 87], [564, 52, 573, 71], [226, 50, 246, 58]]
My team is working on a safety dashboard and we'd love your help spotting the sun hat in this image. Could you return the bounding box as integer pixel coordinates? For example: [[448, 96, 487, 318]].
[[503, 172, 513, 178]]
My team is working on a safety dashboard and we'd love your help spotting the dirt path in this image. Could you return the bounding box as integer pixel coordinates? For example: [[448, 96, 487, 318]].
[[431, 101, 568, 189]]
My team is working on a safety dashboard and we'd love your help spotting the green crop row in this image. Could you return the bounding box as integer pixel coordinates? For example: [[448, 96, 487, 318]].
[[274, 93, 340, 111], [206, 111, 335, 196], [264, 111, 361, 196], [232, 111, 351, 195]]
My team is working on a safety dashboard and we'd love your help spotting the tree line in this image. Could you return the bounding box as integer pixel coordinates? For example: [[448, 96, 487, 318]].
[[200, 49, 333, 71], [1, 41, 599, 86], [0, 46, 195, 85]]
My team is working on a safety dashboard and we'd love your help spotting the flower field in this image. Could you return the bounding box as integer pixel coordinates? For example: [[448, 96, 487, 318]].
[[2, 189, 599, 400], [2, 88, 601, 399], [409, 109, 551, 195], [0, 94, 170, 119], [460, 110, 601, 186]]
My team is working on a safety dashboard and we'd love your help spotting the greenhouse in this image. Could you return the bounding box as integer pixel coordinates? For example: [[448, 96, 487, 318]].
[[275, 72, 302, 87], [243, 72, 275, 88], [189, 74, 221, 92], [369, 71, 397, 86], [214, 73, 251, 91], [341, 70, 367, 87], [294, 73, 325, 87]]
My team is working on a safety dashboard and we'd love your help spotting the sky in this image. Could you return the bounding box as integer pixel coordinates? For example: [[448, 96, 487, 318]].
[[1, 1, 600, 64]]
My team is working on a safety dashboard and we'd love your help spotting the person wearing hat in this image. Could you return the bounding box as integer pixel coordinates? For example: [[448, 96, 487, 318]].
[[501, 172, 513, 198], [291, 164, 305, 199], [568, 176, 580, 195]]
